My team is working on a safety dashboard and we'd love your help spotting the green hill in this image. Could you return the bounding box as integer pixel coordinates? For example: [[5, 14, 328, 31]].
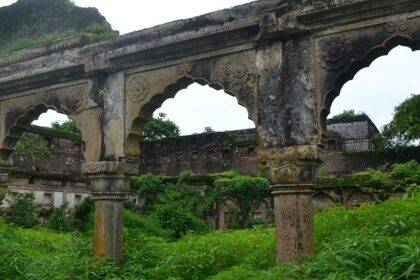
[[0, 0, 117, 55]]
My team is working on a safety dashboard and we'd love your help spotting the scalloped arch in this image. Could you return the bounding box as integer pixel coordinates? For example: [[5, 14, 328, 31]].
[[0, 102, 84, 164], [126, 75, 256, 157], [320, 34, 420, 131]]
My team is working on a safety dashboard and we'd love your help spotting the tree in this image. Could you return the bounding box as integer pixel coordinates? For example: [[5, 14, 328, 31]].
[[51, 120, 80, 133], [143, 113, 180, 141], [381, 94, 420, 146], [203, 126, 215, 134]]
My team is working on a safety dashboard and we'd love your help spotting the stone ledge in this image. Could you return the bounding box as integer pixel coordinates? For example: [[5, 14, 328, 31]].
[[82, 161, 139, 176]]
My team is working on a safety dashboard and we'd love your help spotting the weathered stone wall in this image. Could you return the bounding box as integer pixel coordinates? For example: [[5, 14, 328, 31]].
[[13, 126, 84, 176], [139, 129, 259, 176], [11, 125, 418, 182], [324, 147, 420, 175]]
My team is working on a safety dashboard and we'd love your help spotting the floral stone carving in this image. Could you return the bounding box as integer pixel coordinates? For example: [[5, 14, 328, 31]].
[[126, 75, 150, 103], [318, 35, 353, 70]]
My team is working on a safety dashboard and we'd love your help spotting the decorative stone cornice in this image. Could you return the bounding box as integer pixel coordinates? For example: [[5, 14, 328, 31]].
[[82, 161, 139, 176]]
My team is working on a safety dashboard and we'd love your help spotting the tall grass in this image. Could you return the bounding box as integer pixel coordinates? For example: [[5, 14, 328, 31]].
[[0, 191, 419, 279]]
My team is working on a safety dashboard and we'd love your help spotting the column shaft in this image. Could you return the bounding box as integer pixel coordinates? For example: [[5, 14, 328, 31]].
[[94, 199, 125, 263], [82, 161, 136, 265], [273, 187, 314, 263], [0, 172, 8, 202]]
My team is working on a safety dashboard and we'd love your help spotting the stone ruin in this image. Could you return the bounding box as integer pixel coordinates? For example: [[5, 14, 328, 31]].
[[1, 0, 420, 264], [3, 114, 418, 230]]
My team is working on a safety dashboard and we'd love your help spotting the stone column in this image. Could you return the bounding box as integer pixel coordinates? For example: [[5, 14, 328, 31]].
[[0, 170, 8, 203], [258, 145, 323, 263], [82, 160, 138, 265]]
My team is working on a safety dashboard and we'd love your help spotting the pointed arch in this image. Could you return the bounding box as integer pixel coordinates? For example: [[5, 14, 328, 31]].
[[320, 34, 420, 131], [126, 74, 257, 157]]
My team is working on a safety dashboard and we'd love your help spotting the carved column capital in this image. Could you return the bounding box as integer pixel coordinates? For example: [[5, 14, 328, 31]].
[[82, 160, 138, 201], [258, 145, 324, 185]]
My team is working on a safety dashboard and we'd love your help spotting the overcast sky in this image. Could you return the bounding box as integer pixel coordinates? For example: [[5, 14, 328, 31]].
[[1, 0, 419, 135]]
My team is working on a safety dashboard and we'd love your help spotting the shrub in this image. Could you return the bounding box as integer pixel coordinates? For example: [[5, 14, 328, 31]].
[[14, 136, 52, 160], [132, 173, 166, 196], [6, 192, 41, 228], [153, 203, 208, 239], [391, 160, 420, 182], [73, 197, 94, 232], [124, 210, 171, 240], [47, 205, 75, 232], [212, 175, 270, 228]]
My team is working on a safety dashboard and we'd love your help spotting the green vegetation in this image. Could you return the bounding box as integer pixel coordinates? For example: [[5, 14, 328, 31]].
[[0, 23, 118, 56], [330, 109, 367, 121], [143, 113, 181, 141], [0, 0, 119, 56], [26, 124, 82, 141], [211, 175, 270, 228], [132, 171, 270, 233], [381, 94, 420, 147], [4, 193, 41, 228], [0, 189, 419, 279], [45, 198, 94, 232], [204, 126, 216, 133], [318, 160, 420, 198], [51, 120, 80, 134], [14, 123, 82, 161], [14, 136, 52, 161]]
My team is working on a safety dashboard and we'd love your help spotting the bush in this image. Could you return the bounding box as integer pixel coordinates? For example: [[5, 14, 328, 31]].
[[46, 198, 94, 232], [124, 210, 171, 240], [212, 175, 270, 228], [132, 173, 166, 196], [14, 136, 52, 160], [153, 203, 208, 239], [73, 197, 94, 232], [47, 205, 75, 232], [391, 160, 420, 182], [6, 193, 41, 228]]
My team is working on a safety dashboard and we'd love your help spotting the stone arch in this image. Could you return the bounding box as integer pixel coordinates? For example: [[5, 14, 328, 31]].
[[0, 82, 101, 165], [125, 55, 258, 157], [318, 29, 420, 132], [0, 103, 75, 164], [312, 191, 336, 209], [346, 190, 375, 208]]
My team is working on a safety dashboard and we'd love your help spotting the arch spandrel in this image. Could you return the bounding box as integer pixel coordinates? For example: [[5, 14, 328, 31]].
[[0, 81, 101, 164], [124, 49, 260, 157], [315, 15, 420, 134]]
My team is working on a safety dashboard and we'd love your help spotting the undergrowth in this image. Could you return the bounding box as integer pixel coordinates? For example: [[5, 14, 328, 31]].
[[0, 190, 419, 279]]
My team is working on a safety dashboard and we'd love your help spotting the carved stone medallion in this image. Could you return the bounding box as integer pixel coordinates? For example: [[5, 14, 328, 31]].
[[318, 35, 353, 70], [126, 75, 150, 103], [385, 19, 409, 34], [176, 62, 193, 75]]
